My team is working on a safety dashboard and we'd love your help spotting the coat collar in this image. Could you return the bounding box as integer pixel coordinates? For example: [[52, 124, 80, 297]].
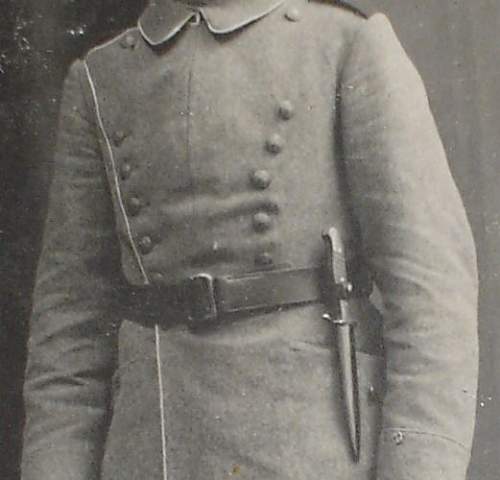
[[139, 0, 286, 46]]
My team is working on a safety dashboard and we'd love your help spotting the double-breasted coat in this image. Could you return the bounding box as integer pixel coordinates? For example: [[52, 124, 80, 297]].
[[22, 1, 478, 479]]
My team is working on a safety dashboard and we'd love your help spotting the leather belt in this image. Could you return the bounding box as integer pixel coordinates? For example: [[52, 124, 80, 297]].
[[125, 266, 372, 329]]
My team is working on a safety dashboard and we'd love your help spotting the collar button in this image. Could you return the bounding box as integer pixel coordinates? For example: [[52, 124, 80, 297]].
[[188, 11, 202, 26], [285, 7, 301, 22]]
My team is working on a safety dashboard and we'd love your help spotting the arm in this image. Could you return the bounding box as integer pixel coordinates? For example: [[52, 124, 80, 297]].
[[339, 14, 478, 479], [22, 60, 121, 480]]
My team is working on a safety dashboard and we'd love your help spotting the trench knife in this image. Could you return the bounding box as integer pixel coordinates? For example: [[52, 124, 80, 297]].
[[322, 227, 360, 463]]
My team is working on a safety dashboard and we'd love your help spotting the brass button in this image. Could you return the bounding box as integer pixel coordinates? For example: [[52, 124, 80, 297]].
[[113, 130, 127, 147], [127, 196, 142, 216], [266, 134, 284, 154], [138, 236, 153, 254], [285, 7, 301, 22], [250, 170, 272, 190], [253, 212, 272, 232], [151, 272, 164, 284], [120, 162, 132, 180], [121, 33, 137, 49], [255, 252, 273, 267], [278, 100, 294, 120]]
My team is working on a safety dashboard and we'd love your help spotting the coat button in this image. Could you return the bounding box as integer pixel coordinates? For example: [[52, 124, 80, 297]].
[[253, 212, 272, 232], [278, 100, 294, 120], [138, 236, 154, 254], [127, 196, 142, 216], [151, 272, 164, 284], [266, 134, 284, 154], [120, 162, 132, 180], [121, 33, 137, 49], [285, 7, 301, 22], [113, 130, 127, 147], [250, 170, 272, 190], [255, 251, 274, 267], [392, 431, 405, 445]]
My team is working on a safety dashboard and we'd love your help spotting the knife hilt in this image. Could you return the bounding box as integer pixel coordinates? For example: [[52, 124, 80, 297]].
[[322, 227, 356, 315]]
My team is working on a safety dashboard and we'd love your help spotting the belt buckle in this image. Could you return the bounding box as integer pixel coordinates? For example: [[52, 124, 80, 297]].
[[186, 273, 219, 327]]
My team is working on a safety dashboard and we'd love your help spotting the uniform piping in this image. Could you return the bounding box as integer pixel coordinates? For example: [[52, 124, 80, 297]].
[[138, 12, 196, 46], [137, 0, 285, 45], [202, 0, 285, 34], [83, 61, 149, 282], [155, 325, 169, 480], [84, 61, 169, 480]]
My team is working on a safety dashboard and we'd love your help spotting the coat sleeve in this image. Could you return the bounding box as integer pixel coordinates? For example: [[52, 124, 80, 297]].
[[339, 14, 478, 480], [22, 60, 122, 480]]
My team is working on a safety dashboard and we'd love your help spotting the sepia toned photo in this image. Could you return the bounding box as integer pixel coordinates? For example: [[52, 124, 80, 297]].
[[1, 1, 498, 479]]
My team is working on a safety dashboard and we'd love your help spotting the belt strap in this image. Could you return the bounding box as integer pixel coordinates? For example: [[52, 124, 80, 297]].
[[126, 266, 371, 329], [217, 267, 323, 314]]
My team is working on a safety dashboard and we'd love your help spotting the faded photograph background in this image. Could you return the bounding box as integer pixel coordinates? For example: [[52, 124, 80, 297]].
[[0, 1, 499, 479]]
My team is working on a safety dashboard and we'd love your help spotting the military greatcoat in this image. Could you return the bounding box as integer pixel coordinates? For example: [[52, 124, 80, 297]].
[[22, 1, 478, 479]]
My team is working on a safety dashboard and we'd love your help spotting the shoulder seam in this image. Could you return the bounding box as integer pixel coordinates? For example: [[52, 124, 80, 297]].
[[310, 0, 376, 19], [334, 1, 368, 19], [335, 10, 371, 90], [73, 60, 96, 127]]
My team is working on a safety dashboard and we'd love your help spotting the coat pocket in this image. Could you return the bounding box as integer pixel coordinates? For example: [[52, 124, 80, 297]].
[[287, 336, 384, 475], [357, 350, 385, 469], [103, 319, 164, 480]]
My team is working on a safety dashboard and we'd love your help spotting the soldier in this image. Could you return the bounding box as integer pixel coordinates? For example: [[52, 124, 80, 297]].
[[21, 1, 478, 479]]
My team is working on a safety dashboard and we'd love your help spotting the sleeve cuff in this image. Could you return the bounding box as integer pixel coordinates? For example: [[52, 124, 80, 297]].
[[376, 428, 471, 480], [22, 447, 101, 480]]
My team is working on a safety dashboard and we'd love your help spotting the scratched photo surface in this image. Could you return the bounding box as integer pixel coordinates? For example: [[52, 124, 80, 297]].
[[1, 1, 499, 479]]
